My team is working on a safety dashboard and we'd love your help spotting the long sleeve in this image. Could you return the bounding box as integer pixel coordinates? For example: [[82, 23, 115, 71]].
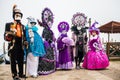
[[22, 25, 27, 41], [4, 22, 14, 41], [57, 36, 66, 51], [42, 28, 53, 43]]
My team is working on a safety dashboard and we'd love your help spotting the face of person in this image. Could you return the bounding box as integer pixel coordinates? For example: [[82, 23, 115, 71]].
[[48, 21, 53, 28], [91, 31, 97, 36], [28, 22, 36, 28], [43, 10, 53, 28], [30, 22, 36, 26], [14, 13, 22, 22], [43, 11, 49, 22], [62, 30, 67, 34], [74, 16, 81, 25]]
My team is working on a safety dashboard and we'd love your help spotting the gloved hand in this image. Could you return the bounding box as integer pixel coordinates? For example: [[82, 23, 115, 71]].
[[51, 42, 55, 48], [24, 41, 28, 49]]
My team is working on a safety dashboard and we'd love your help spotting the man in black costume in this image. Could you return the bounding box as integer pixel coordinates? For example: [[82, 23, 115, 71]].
[[71, 26, 87, 69], [4, 5, 27, 80], [71, 12, 88, 69]]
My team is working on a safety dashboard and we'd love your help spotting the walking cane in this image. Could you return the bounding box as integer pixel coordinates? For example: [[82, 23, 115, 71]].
[[24, 44, 28, 80]]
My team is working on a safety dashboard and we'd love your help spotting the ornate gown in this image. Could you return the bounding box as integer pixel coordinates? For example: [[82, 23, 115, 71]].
[[57, 34, 73, 69], [38, 27, 56, 75], [82, 35, 109, 69]]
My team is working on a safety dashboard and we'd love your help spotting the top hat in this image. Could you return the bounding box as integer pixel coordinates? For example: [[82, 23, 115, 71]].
[[12, 5, 23, 19]]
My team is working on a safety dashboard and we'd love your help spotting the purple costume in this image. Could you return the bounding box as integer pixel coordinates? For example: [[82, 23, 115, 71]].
[[57, 21, 73, 69]]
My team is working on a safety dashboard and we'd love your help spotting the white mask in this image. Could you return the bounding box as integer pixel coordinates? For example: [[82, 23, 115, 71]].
[[14, 13, 22, 22]]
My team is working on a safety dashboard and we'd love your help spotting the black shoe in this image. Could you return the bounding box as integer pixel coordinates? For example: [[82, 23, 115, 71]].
[[75, 66, 80, 70], [19, 75, 27, 78], [13, 76, 21, 80]]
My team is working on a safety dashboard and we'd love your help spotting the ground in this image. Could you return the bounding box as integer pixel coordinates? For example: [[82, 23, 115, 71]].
[[0, 61, 120, 80]]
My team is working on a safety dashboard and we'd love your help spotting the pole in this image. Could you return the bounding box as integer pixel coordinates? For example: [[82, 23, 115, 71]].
[[107, 33, 110, 57], [24, 44, 28, 80], [85, 18, 91, 68], [88, 18, 91, 41]]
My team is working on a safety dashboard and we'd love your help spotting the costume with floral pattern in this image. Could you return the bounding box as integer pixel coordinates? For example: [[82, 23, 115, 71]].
[[82, 22, 109, 69], [37, 8, 56, 75]]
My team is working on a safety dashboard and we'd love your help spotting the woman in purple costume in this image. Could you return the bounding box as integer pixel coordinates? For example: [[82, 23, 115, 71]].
[[57, 21, 73, 69], [82, 22, 109, 70]]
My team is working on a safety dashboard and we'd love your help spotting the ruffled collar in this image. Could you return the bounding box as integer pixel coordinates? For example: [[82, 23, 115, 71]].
[[90, 35, 98, 40], [25, 25, 38, 32]]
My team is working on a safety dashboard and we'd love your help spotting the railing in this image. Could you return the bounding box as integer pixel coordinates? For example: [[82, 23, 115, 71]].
[[106, 42, 120, 57]]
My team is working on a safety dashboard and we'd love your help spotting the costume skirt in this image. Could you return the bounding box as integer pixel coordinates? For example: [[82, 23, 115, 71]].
[[82, 50, 109, 69]]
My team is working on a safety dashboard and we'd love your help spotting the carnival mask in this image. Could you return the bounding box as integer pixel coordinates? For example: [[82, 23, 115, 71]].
[[42, 8, 54, 28], [27, 16, 36, 27], [72, 12, 87, 27], [14, 13, 22, 23]]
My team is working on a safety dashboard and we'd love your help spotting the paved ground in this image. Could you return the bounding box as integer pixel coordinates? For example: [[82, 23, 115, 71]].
[[0, 61, 120, 80]]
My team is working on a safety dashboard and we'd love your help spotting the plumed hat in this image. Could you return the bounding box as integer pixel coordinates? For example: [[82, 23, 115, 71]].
[[58, 21, 69, 32], [12, 5, 23, 19], [26, 16, 36, 24], [89, 21, 100, 34]]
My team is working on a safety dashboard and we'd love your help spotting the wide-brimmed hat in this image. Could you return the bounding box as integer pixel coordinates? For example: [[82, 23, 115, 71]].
[[89, 21, 100, 34], [12, 5, 23, 19], [58, 21, 69, 32]]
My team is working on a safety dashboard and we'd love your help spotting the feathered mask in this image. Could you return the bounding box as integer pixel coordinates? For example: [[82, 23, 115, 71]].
[[27, 16, 36, 26]]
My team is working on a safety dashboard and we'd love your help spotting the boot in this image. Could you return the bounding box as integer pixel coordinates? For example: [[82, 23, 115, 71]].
[[75, 57, 80, 69]]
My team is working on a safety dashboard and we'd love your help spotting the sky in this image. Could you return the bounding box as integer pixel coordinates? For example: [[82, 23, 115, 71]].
[[0, 0, 120, 51]]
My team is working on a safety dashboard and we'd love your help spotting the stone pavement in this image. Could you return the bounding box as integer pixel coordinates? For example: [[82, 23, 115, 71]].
[[0, 61, 120, 80]]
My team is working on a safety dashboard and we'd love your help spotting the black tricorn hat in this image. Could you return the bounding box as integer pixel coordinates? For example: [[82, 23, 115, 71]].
[[12, 5, 23, 19]]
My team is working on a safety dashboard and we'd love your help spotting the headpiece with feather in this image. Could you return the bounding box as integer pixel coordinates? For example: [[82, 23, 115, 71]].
[[12, 4, 23, 20]]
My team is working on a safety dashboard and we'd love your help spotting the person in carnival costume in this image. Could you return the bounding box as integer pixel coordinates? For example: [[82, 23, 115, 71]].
[[71, 12, 88, 69], [37, 7, 56, 75], [57, 21, 74, 69], [82, 22, 109, 70], [4, 5, 27, 80], [25, 16, 46, 78]]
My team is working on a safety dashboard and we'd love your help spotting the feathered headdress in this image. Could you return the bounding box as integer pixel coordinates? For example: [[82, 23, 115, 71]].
[[58, 21, 69, 32], [12, 4, 23, 19], [72, 12, 87, 26]]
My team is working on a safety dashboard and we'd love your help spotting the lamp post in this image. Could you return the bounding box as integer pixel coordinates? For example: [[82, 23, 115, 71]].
[[88, 18, 91, 40]]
